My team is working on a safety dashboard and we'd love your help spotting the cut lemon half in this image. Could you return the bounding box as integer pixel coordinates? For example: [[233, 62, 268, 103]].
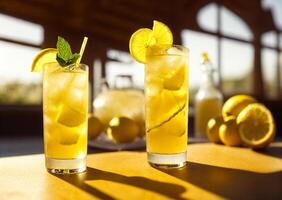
[[129, 20, 173, 63], [57, 104, 86, 127], [31, 48, 57, 72], [237, 103, 275, 149], [163, 64, 185, 90]]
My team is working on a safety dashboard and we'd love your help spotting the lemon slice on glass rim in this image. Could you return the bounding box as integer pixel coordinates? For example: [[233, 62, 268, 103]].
[[31, 48, 57, 72], [129, 20, 173, 63]]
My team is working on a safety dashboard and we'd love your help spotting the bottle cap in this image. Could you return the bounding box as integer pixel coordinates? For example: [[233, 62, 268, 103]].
[[200, 52, 214, 73]]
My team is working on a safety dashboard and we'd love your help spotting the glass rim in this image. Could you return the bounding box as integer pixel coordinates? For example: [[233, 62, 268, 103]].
[[146, 44, 189, 57], [42, 62, 88, 73]]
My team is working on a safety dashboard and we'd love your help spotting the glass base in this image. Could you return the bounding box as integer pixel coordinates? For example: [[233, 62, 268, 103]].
[[147, 151, 187, 169], [45, 156, 86, 174]]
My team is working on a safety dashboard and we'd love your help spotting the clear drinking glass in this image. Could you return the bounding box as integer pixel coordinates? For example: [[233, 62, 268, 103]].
[[145, 45, 189, 168], [43, 63, 88, 174]]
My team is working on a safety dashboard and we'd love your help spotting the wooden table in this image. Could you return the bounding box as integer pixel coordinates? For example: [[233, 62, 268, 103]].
[[1, 143, 282, 200]]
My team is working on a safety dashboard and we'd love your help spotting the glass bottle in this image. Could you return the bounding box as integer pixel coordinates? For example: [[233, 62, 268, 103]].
[[194, 52, 223, 138]]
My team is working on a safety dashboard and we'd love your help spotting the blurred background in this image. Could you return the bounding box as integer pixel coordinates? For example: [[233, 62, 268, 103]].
[[0, 0, 282, 155]]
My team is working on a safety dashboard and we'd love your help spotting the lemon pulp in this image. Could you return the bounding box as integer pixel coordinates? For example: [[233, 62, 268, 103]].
[[237, 103, 275, 148]]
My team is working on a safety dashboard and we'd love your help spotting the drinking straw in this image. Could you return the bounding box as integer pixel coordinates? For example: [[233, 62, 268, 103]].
[[77, 37, 88, 65]]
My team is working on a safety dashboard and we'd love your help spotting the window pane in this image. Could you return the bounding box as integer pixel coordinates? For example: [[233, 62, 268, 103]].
[[0, 41, 42, 104], [262, 0, 282, 30], [280, 52, 282, 94], [181, 30, 218, 102], [280, 33, 282, 49], [93, 59, 102, 98], [106, 60, 144, 89], [107, 49, 132, 63], [221, 39, 254, 95], [197, 3, 218, 33], [0, 13, 43, 45], [262, 31, 277, 48], [220, 6, 253, 41], [262, 48, 279, 99]]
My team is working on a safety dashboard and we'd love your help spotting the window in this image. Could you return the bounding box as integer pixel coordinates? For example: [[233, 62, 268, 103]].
[[183, 3, 254, 98], [106, 61, 144, 89], [221, 39, 254, 95], [0, 14, 43, 104], [0, 14, 43, 45], [181, 30, 218, 102], [262, 31, 277, 48], [280, 33, 282, 49], [262, 49, 279, 99], [197, 3, 218, 32], [262, 0, 282, 30], [94, 49, 144, 92], [220, 6, 253, 41], [0, 41, 42, 104], [280, 52, 282, 93], [93, 59, 103, 98], [261, 0, 282, 99]]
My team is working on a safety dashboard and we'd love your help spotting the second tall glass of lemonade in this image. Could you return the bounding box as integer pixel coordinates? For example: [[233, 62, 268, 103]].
[[145, 45, 189, 168], [43, 63, 88, 174]]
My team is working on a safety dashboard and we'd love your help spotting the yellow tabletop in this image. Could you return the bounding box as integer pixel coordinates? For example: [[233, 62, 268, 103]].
[[1, 142, 282, 200]]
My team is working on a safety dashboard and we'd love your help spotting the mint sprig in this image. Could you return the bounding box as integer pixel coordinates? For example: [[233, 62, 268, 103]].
[[56, 36, 80, 67]]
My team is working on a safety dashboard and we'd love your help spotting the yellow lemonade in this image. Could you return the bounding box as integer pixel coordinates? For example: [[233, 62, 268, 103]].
[[129, 20, 188, 167], [43, 63, 88, 160], [145, 46, 189, 154], [195, 98, 222, 137]]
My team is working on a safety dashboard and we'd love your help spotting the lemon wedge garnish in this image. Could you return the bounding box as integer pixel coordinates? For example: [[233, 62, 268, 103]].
[[57, 104, 86, 127], [59, 130, 80, 145], [129, 20, 173, 63], [237, 103, 275, 149], [31, 48, 57, 72], [163, 65, 186, 90]]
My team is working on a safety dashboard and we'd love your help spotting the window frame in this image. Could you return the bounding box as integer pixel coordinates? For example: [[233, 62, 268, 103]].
[[193, 4, 281, 98]]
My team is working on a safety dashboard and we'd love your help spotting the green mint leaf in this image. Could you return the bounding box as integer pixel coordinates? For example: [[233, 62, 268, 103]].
[[56, 54, 68, 66], [56, 36, 80, 67], [56, 36, 72, 61]]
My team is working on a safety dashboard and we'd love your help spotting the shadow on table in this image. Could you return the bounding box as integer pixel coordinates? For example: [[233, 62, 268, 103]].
[[159, 161, 282, 200], [54, 167, 187, 200], [254, 146, 282, 159]]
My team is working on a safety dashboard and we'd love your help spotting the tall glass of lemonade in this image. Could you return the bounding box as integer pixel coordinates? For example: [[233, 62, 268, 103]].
[[145, 45, 189, 168], [129, 21, 189, 168], [43, 63, 88, 174]]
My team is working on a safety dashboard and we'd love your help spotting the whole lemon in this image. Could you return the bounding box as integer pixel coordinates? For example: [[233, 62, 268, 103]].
[[222, 95, 257, 119], [107, 117, 139, 144], [219, 116, 242, 146], [88, 114, 104, 140], [207, 116, 224, 143]]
